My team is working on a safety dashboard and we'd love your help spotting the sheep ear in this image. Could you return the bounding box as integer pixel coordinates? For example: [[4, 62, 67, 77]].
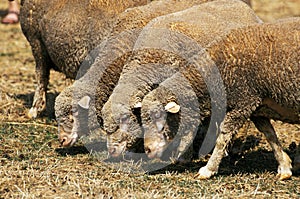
[[133, 101, 142, 108], [78, 96, 91, 109], [165, 102, 180, 113]]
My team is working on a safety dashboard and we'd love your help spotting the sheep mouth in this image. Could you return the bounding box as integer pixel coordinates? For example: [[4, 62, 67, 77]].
[[145, 144, 165, 159], [109, 151, 122, 158], [107, 142, 127, 157], [147, 151, 159, 159], [147, 149, 164, 159], [59, 132, 78, 147], [60, 137, 75, 147]]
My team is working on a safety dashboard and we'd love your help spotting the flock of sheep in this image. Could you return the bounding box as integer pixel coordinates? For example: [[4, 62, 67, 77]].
[[19, 0, 299, 180]]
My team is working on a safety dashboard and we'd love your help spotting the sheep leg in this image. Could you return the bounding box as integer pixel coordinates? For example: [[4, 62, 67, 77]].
[[251, 116, 292, 180], [174, 144, 194, 164], [175, 129, 197, 163], [28, 39, 51, 118], [196, 110, 247, 179], [294, 146, 300, 172]]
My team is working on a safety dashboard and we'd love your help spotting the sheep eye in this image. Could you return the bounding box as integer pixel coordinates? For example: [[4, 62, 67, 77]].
[[120, 114, 129, 123], [104, 127, 114, 135], [155, 112, 161, 119], [69, 115, 74, 123], [71, 105, 78, 112], [71, 107, 78, 116], [151, 110, 162, 119]]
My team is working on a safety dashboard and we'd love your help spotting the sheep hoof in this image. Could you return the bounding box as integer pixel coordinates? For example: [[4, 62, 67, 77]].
[[172, 154, 192, 165], [195, 166, 214, 180], [28, 107, 38, 119], [276, 173, 292, 181], [174, 157, 190, 165]]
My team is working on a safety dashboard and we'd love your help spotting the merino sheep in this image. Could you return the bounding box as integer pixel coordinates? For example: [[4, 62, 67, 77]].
[[100, 0, 262, 158], [19, 0, 149, 118], [142, 72, 213, 162], [142, 17, 299, 180], [142, 73, 209, 161], [196, 17, 299, 180], [55, 0, 217, 147]]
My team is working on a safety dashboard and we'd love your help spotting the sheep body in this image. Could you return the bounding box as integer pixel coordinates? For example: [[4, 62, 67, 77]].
[[142, 17, 299, 180], [55, 0, 216, 147], [199, 18, 299, 180], [20, 0, 149, 118], [100, 0, 261, 157]]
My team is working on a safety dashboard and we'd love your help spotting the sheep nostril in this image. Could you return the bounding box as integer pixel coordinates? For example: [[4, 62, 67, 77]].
[[60, 137, 67, 146], [145, 147, 151, 154], [109, 148, 116, 155]]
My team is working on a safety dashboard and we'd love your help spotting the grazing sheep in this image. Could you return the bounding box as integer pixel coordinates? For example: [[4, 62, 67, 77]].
[[55, 0, 216, 147], [196, 17, 299, 180], [100, 0, 261, 158], [142, 73, 209, 161], [142, 72, 214, 162], [143, 17, 299, 180], [19, 0, 149, 118]]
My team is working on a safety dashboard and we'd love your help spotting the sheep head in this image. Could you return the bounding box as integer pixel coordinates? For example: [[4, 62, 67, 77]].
[[55, 88, 91, 147], [143, 99, 181, 159], [102, 100, 144, 157]]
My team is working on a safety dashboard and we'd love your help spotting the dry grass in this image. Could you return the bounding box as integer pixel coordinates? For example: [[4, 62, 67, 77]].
[[0, 1, 299, 198], [252, 0, 300, 22]]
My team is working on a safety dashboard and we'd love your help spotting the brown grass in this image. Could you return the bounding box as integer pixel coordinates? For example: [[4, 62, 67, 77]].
[[0, 1, 299, 198]]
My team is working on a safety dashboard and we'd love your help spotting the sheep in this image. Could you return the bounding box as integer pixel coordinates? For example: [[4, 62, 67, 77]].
[[55, 0, 217, 147], [141, 72, 214, 162], [142, 17, 299, 180], [19, 0, 149, 119], [100, 0, 262, 158], [196, 17, 299, 180], [142, 73, 210, 161]]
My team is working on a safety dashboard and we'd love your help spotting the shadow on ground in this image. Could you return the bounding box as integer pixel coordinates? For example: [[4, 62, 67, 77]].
[[55, 145, 90, 156], [147, 141, 300, 177], [54, 134, 300, 177], [55, 140, 108, 156]]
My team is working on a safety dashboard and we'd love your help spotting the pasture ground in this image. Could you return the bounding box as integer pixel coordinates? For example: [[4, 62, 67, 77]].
[[0, 0, 300, 198]]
